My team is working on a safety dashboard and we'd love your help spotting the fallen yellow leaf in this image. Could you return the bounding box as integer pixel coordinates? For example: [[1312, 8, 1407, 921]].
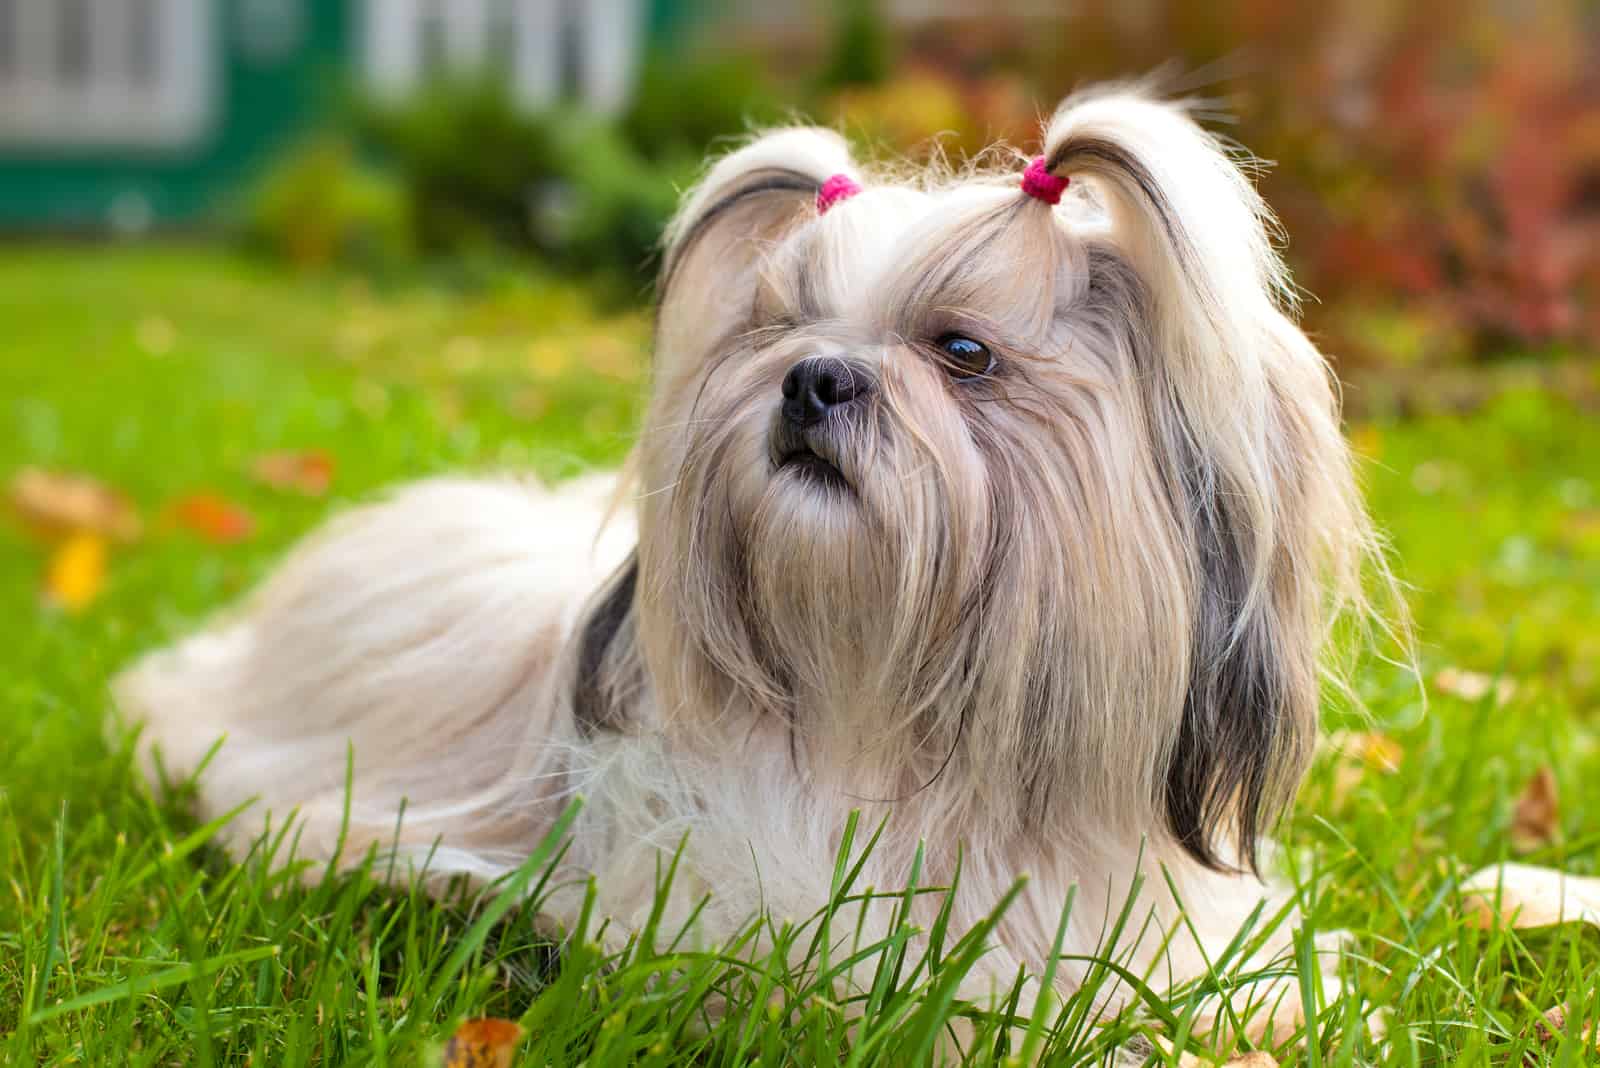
[[1509, 766, 1560, 853], [441, 1017, 522, 1068], [1339, 730, 1404, 772], [44, 531, 107, 613], [1349, 424, 1383, 460], [1323, 730, 1404, 808]]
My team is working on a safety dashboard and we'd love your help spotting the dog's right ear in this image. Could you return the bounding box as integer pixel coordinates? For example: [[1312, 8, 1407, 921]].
[[654, 128, 857, 389]]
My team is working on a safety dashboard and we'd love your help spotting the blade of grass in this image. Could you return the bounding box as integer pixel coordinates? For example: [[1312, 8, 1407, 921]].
[[29, 946, 280, 1024]]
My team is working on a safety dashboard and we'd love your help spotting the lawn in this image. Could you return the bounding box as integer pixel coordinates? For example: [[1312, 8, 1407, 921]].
[[3, 246, 1599, 1065]]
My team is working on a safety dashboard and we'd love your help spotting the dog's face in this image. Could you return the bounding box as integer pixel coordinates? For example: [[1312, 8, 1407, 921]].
[[629, 96, 1376, 870]]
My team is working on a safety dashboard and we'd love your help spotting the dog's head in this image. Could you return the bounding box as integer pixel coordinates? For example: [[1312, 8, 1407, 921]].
[[628, 90, 1379, 870]]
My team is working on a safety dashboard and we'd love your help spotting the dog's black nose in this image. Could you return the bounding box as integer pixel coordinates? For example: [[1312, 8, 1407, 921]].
[[780, 356, 867, 429]]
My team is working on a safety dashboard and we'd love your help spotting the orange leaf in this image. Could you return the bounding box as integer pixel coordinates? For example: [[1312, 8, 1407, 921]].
[[252, 450, 335, 496], [1323, 730, 1405, 806], [1342, 730, 1404, 773], [441, 1018, 523, 1068], [173, 494, 255, 544], [10, 467, 141, 542], [1510, 765, 1560, 853], [44, 532, 107, 613]]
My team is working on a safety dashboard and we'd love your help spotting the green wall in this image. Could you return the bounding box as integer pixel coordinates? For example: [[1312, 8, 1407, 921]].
[[0, 1, 350, 228]]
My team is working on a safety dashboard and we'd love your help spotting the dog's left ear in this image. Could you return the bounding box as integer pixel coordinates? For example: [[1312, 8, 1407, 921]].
[[654, 128, 858, 391], [1041, 90, 1372, 871]]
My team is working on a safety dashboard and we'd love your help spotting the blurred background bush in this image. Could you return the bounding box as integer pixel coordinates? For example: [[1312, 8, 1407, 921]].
[[2, 0, 1597, 394]]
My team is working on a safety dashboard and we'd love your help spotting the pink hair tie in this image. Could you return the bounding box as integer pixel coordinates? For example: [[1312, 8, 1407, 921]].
[[1022, 156, 1069, 205], [816, 173, 862, 214]]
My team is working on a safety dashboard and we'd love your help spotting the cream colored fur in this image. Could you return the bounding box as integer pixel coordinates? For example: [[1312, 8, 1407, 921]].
[[116, 87, 1386, 1051]]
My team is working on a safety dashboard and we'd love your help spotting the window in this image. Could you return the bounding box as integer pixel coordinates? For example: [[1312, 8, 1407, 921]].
[[363, 0, 641, 115], [129, 0, 159, 89], [57, 0, 90, 85], [0, 0, 14, 81], [417, 7, 449, 80], [0, 0, 215, 147]]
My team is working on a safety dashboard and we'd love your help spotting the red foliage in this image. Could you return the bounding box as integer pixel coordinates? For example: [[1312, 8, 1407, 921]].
[[841, 1, 1600, 364]]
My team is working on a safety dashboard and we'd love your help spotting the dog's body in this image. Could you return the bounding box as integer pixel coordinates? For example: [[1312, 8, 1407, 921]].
[[117, 89, 1382, 1040], [118, 473, 1307, 1028]]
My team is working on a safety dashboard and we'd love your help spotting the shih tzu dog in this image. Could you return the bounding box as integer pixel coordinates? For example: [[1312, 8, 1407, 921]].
[[116, 89, 1380, 1044]]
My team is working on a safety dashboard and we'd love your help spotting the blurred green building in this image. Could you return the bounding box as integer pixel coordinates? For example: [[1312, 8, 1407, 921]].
[[0, 0, 688, 230]]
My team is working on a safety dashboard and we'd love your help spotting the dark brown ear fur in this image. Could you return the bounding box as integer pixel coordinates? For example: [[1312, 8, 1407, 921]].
[[1046, 95, 1337, 874], [1163, 459, 1317, 874]]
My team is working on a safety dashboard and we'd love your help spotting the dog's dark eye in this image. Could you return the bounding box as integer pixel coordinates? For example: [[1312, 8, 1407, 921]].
[[935, 334, 994, 379]]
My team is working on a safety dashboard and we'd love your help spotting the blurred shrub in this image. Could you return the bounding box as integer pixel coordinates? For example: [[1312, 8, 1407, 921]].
[[235, 2, 1600, 367], [826, 63, 1037, 162], [535, 118, 683, 277], [812, 1, 1600, 365], [1281, 17, 1600, 365], [816, 0, 894, 91], [1045, 1, 1600, 364], [622, 51, 785, 162], [360, 81, 560, 256], [240, 136, 413, 272], [829, 69, 974, 157], [358, 80, 680, 280], [822, 10, 1038, 160]]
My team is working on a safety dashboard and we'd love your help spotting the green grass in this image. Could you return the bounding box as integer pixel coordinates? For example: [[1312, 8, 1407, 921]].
[[3, 246, 1599, 1065]]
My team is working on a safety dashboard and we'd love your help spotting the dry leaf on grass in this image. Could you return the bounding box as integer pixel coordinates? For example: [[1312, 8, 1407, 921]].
[[1349, 424, 1383, 460], [1435, 666, 1516, 705], [252, 450, 335, 496], [1324, 730, 1404, 806], [1460, 862, 1600, 929], [1530, 1004, 1600, 1052], [172, 494, 255, 544], [44, 532, 107, 612], [1327, 730, 1405, 772], [1509, 766, 1560, 852], [9, 467, 142, 542], [441, 1017, 523, 1068]]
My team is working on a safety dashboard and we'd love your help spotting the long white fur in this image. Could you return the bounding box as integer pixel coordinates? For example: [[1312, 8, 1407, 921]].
[[115, 88, 1384, 1048], [118, 475, 634, 879]]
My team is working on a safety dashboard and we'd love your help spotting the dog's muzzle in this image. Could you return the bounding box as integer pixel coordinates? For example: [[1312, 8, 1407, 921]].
[[780, 356, 870, 430], [770, 356, 874, 490]]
